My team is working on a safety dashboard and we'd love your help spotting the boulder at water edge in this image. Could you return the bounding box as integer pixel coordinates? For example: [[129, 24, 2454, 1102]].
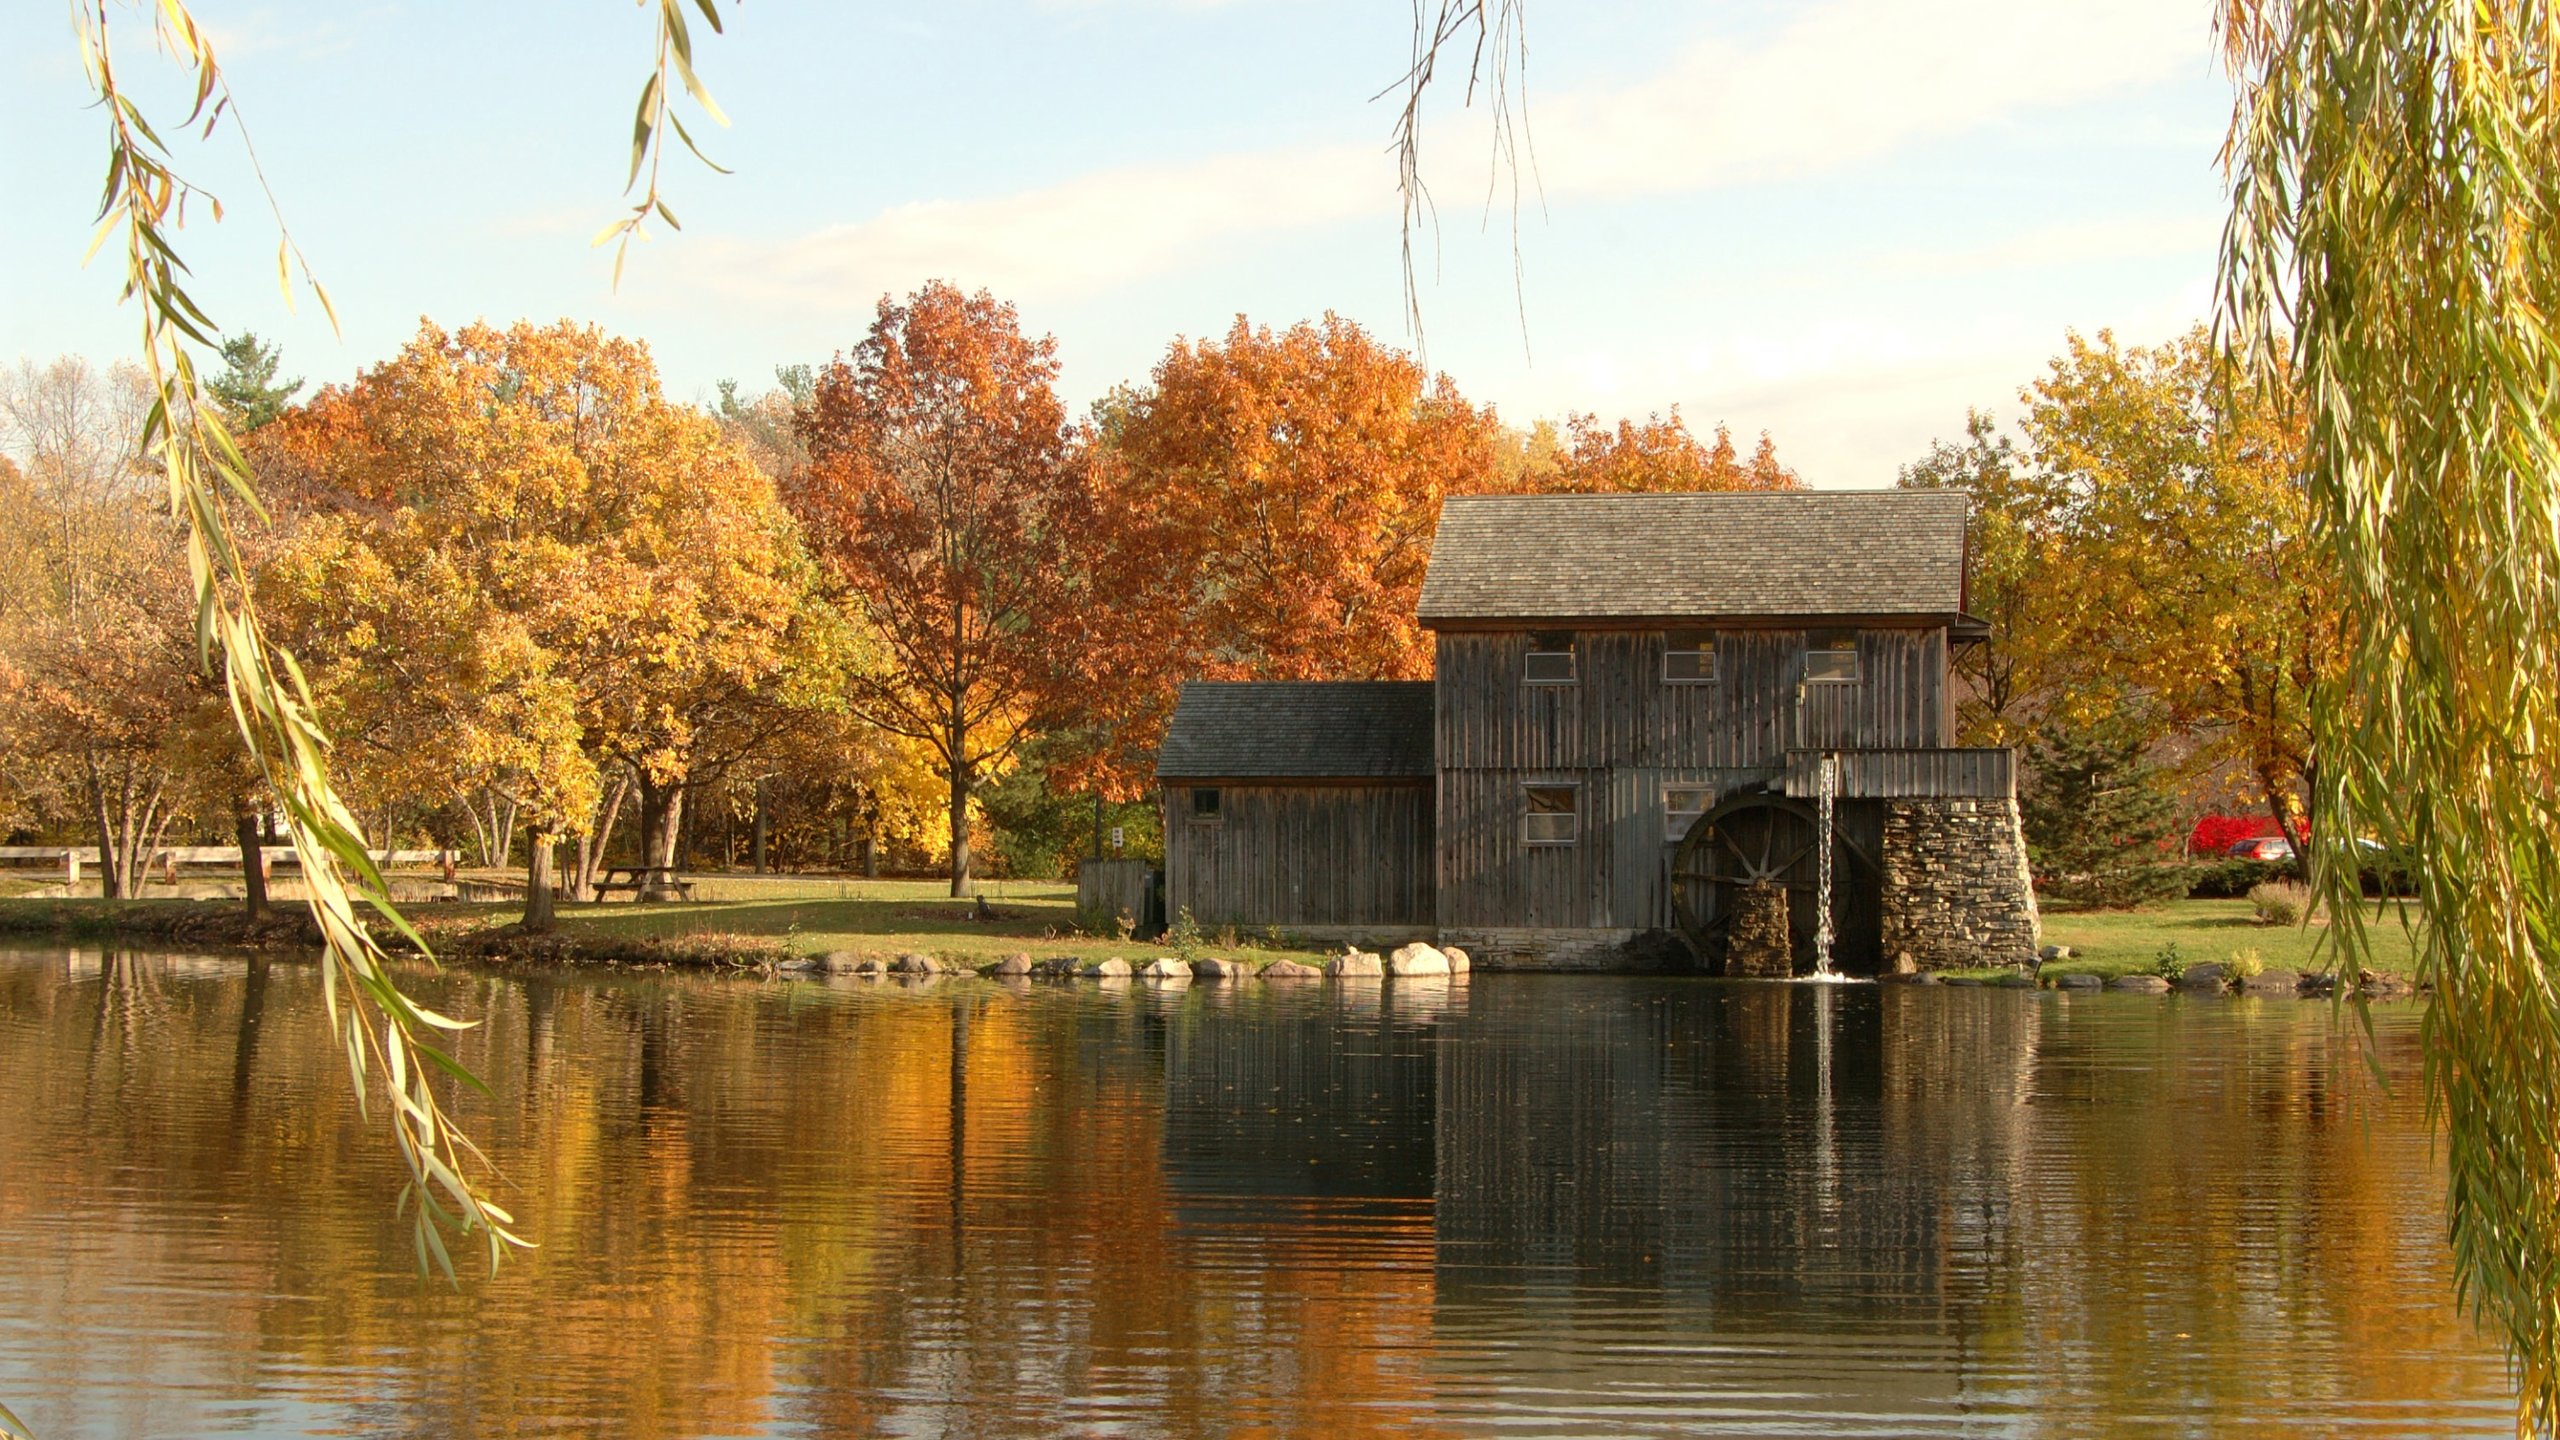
[[1191, 957, 1246, 979], [816, 951, 864, 975], [1141, 958, 1192, 980], [1260, 959, 1321, 979], [890, 954, 940, 975], [2176, 963, 2229, 993], [986, 953, 1033, 977], [1440, 945, 1471, 974], [1080, 957, 1133, 979], [1388, 943, 1450, 976], [1326, 950, 1385, 979], [2054, 972, 2103, 990], [1032, 956, 1081, 978], [2242, 967, 2303, 996], [2112, 974, 2171, 994]]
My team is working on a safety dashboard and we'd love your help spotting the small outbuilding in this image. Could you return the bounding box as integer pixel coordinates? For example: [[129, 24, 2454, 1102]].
[[1156, 680, 1437, 943]]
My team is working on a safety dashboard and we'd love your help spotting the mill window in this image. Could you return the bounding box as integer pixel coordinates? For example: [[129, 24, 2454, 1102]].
[[1805, 630, 1860, 683], [1664, 629, 1716, 684], [1190, 787, 1223, 823], [1663, 785, 1712, 844], [1523, 632, 1578, 685], [1522, 784, 1579, 845]]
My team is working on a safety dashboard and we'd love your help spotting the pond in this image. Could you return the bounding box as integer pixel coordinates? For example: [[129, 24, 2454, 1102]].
[[0, 947, 2514, 1438]]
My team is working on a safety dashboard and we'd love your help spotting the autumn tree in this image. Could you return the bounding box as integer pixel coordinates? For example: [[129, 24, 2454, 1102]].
[[2021, 328, 2327, 853], [1075, 313, 1501, 791], [788, 283, 1087, 896], [1541, 409, 1799, 493], [1897, 410, 2072, 745], [0, 357, 228, 897], [259, 319, 822, 925]]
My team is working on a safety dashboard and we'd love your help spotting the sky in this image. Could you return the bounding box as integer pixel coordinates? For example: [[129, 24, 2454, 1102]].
[[1, 1, 2236, 485]]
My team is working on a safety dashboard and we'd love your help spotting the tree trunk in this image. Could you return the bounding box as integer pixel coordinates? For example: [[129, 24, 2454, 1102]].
[[2259, 765, 2309, 860], [234, 805, 269, 921], [632, 772, 686, 900], [947, 765, 972, 897], [574, 772, 631, 902], [946, 686, 971, 897], [523, 832, 557, 933], [88, 766, 120, 901], [751, 780, 769, 874]]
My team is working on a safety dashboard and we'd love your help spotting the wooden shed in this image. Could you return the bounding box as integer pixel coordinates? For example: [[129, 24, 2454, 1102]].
[[1157, 680, 1437, 941]]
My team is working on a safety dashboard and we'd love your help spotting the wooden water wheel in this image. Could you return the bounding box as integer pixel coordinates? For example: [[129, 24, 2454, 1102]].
[[1670, 790, 1881, 975]]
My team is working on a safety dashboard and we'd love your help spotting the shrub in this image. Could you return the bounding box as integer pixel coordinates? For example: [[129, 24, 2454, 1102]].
[[2188, 857, 2298, 899], [1165, 906, 1207, 962], [2047, 862, 2196, 910], [2224, 946, 2266, 980], [2149, 941, 2186, 980], [2249, 882, 2307, 927]]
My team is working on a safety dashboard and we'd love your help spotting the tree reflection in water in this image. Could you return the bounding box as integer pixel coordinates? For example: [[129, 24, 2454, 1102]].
[[0, 952, 2514, 1438]]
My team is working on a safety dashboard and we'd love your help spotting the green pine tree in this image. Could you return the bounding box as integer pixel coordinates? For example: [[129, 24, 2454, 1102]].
[[206, 332, 303, 433], [2021, 708, 2190, 908]]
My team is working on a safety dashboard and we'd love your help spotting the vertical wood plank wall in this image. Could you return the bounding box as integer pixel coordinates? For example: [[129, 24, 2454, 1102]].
[[1163, 783, 1435, 928], [1435, 626, 1950, 931]]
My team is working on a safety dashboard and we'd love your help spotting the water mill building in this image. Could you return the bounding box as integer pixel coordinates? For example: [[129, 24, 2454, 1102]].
[[1155, 489, 2040, 974]]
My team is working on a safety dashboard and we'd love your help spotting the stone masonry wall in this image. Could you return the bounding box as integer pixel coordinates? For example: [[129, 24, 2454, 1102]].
[[1880, 797, 2040, 970]]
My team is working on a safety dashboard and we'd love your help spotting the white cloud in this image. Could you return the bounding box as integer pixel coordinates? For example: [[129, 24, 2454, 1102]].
[[690, 0, 2208, 313], [691, 142, 1378, 309]]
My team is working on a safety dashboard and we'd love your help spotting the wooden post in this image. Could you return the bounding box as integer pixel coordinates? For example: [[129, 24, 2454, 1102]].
[[64, 850, 80, 890]]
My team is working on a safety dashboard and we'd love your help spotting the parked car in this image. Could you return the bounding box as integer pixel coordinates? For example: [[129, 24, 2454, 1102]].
[[2227, 836, 2295, 862]]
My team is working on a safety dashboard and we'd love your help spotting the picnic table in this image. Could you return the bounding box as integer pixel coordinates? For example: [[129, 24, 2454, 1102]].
[[594, 865, 696, 902]]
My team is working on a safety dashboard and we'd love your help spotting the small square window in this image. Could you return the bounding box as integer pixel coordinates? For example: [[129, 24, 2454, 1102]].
[[1190, 787, 1223, 822], [1665, 629, 1715, 684], [1805, 630, 1860, 683], [1663, 785, 1712, 843], [1523, 784, 1579, 845], [1523, 632, 1577, 685]]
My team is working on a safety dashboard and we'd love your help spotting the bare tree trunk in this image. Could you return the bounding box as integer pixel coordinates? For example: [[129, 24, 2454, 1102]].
[[523, 832, 557, 933], [233, 804, 268, 920]]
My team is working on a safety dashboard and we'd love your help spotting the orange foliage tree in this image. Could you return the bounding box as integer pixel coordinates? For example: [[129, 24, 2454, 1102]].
[[1069, 313, 1502, 793], [1538, 409, 1799, 493], [787, 283, 1089, 897]]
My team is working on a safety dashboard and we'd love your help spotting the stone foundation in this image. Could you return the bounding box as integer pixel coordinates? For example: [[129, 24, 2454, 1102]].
[[1724, 881, 1796, 978], [1435, 927, 1693, 972], [1879, 797, 2040, 970]]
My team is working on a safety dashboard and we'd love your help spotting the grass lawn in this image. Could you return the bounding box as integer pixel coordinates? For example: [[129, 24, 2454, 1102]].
[[2033, 897, 2425, 980], [433, 874, 1337, 966]]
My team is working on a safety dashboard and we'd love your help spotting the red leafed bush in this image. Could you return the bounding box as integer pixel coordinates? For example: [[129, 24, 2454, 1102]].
[[2189, 813, 2281, 855]]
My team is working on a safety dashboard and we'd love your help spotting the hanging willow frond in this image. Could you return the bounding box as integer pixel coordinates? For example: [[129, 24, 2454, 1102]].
[[593, 0, 735, 288], [73, 1, 527, 1280], [2220, 2, 2560, 1431]]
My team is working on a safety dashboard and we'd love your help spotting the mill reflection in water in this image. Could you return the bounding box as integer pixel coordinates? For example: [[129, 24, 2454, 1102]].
[[0, 951, 2514, 1438]]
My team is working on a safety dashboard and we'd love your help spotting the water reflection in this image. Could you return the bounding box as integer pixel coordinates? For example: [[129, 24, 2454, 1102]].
[[0, 949, 2513, 1438]]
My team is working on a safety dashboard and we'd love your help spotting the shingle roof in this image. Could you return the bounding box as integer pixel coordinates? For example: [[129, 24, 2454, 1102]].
[[1156, 681, 1436, 781], [1415, 490, 1971, 624]]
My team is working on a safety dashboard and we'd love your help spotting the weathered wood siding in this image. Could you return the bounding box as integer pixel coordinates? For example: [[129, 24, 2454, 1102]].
[[1163, 783, 1434, 928], [1781, 747, 2014, 800], [1435, 626, 1950, 932]]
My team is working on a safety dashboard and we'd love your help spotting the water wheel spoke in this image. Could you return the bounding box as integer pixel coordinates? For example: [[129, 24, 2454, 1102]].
[[1767, 839, 1817, 877]]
